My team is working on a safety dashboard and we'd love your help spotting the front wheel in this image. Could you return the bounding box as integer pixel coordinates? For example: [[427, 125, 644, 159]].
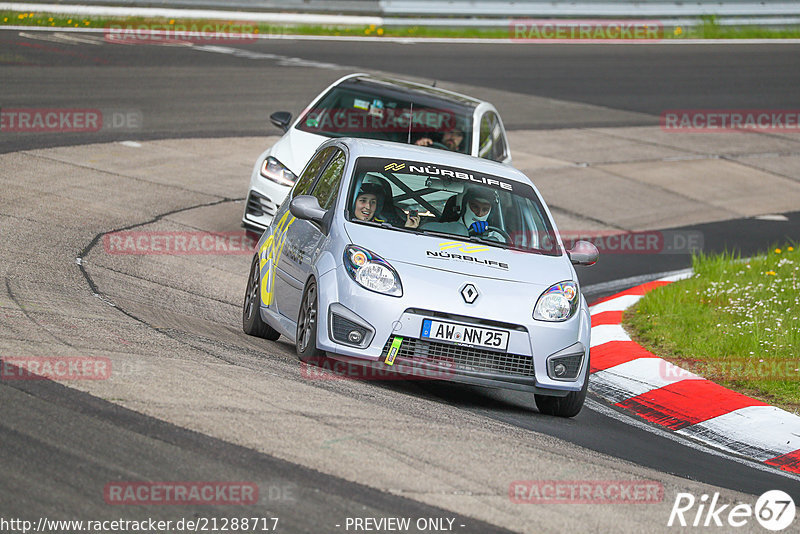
[[534, 356, 589, 418], [296, 279, 325, 363], [242, 254, 280, 340]]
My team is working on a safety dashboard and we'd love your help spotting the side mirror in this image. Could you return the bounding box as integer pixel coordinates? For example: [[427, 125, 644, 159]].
[[270, 111, 292, 132], [567, 240, 599, 266], [289, 195, 327, 226]]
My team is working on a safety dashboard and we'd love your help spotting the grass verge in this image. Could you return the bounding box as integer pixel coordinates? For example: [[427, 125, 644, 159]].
[[2, 11, 800, 40], [624, 245, 800, 413]]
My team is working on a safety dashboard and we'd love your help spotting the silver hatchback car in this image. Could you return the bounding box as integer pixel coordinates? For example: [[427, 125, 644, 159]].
[[242, 138, 598, 417]]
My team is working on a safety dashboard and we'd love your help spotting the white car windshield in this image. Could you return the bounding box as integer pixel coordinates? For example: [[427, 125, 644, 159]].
[[296, 86, 473, 155], [347, 157, 561, 256]]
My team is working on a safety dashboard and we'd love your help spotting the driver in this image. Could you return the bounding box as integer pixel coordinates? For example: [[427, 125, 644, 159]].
[[459, 187, 505, 242], [414, 127, 465, 152]]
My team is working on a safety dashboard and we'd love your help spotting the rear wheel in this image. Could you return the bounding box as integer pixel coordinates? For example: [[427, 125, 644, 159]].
[[534, 355, 589, 418], [242, 255, 280, 340], [296, 279, 325, 363]]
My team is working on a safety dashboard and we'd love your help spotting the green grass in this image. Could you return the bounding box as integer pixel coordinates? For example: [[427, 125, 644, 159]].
[[624, 245, 800, 413], [2, 10, 800, 40]]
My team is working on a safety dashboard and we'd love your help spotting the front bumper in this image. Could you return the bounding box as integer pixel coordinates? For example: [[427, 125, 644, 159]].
[[242, 165, 293, 231], [315, 268, 591, 394]]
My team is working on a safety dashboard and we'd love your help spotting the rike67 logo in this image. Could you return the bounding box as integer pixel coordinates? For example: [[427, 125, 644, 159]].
[[668, 490, 796, 531]]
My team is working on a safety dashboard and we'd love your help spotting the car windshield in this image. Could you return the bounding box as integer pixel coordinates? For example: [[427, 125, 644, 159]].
[[347, 157, 561, 256], [296, 86, 473, 155]]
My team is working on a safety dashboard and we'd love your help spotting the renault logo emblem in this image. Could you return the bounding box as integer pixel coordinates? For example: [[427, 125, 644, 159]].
[[460, 283, 479, 304]]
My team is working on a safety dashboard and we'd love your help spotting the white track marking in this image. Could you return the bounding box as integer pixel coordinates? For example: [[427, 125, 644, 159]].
[[18, 31, 75, 44], [585, 398, 800, 483], [589, 324, 631, 347], [678, 405, 800, 461], [589, 293, 642, 314], [51, 32, 104, 45]]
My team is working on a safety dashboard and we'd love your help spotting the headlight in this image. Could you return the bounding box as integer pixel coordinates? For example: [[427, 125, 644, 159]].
[[343, 245, 402, 297], [260, 156, 297, 186], [533, 281, 579, 322]]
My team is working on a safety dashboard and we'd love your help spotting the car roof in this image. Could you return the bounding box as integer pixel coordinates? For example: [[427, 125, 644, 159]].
[[337, 75, 485, 114], [333, 137, 530, 184]]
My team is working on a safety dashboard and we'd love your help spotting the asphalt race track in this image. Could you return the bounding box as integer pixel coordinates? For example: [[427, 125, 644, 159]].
[[1, 30, 799, 533]]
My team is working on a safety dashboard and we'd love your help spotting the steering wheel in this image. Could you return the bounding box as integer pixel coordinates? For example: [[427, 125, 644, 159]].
[[469, 225, 511, 243], [429, 141, 450, 151]]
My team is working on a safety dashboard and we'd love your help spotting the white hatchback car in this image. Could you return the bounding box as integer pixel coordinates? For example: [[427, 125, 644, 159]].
[[243, 138, 599, 417], [242, 73, 512, 231]]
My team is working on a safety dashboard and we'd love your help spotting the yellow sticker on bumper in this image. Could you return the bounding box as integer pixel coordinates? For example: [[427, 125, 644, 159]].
[[385, 336, 403, 366]]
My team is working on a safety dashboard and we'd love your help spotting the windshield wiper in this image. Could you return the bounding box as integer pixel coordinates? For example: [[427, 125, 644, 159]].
[[420, 228, 459, 240], [468, 234, 513, 250], [352, 219, 420, 235]]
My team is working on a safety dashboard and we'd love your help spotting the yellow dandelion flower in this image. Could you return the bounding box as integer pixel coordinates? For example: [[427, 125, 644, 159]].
[[48, 17, 53, 22], [169, 19, 175, 25], [788, 246, 795, 251], [67, 19, 72, 24], [377, 28, 384, 35], [18, 14, 26, 19], [775, 248, 782, 254], [766, 271, 777, 276]]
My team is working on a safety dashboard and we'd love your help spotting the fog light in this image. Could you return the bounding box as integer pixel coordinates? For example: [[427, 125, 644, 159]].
[[554, 363, 567, 377], [348, 330, 363, 343]]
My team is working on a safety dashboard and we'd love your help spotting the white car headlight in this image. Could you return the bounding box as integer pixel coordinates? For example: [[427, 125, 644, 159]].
[[344, 245, 402, 297], [533, 281, 579, 322], [260, 156, 297, 186]]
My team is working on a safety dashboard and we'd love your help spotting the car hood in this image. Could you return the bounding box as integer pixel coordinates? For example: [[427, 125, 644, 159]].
[[269, 128, 328, 176], [343, 221, 572, 285]]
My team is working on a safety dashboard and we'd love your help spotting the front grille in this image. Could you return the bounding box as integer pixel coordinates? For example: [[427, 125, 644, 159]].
[[246, 191, 276, 218], [382, 337, 534, 377], [331, 313, 367, 345]]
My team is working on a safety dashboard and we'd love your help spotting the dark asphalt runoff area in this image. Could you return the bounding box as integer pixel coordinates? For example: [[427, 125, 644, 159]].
[[2, 29, 799, 529]]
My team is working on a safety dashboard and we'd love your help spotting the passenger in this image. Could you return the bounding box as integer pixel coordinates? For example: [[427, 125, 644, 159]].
[[353, 182, 420, 228]]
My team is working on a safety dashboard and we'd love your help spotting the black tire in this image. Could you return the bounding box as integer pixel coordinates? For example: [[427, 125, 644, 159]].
[[534, 355, 590, 418], [296, 279, 326, 363], [242, 254, 280, 340]]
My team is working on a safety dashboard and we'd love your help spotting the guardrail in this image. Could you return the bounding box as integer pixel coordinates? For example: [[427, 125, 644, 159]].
[[10, 0, 800, 20]]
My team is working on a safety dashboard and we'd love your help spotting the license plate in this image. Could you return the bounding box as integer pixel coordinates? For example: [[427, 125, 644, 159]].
[[420, 319, 509, 352]]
